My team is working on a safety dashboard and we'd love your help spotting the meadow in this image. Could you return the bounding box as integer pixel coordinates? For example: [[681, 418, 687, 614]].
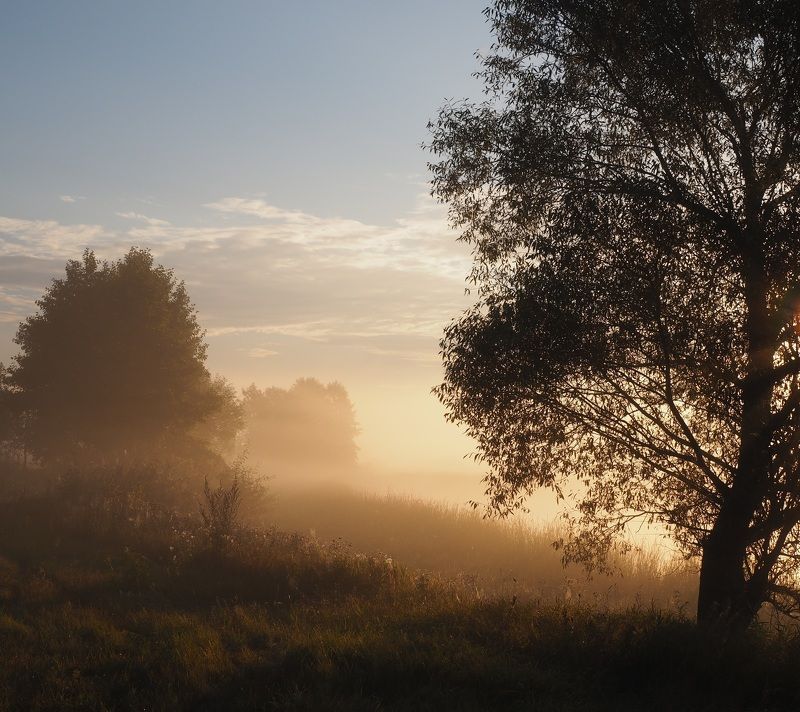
[[269, 484, 697, 607], [0, 466, 798, 711]]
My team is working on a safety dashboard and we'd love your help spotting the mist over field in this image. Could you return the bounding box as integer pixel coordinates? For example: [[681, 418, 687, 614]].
[[5, 1, 800, 710]]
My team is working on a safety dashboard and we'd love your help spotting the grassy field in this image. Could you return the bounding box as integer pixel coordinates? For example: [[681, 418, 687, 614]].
[[269, 485, 697, 607], [0, 476, 797, 711]]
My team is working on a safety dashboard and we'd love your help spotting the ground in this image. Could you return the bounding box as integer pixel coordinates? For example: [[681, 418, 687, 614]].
[[0, 486, 798, 711]]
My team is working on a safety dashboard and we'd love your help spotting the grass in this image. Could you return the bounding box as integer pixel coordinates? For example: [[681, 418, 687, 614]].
[[0, 478, 797, 710], [269, 485, 698, 608]]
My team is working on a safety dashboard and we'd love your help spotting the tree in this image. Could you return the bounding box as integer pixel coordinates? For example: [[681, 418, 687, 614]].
[[430, 0, 800, 628], [0, 363, 23, 464], [11, 248, 227, 466], [190, 375, 244, 458], [242, 378, 358, 472]]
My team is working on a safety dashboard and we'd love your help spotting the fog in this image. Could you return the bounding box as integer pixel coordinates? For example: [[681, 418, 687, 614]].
[[4, 2, 796, 708], [0, 244, 675, 571]]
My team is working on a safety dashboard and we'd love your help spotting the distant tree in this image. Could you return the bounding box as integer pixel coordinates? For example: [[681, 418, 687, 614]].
[[191, 375, 244, 458], [11, 248, 228, 466], [430, 0, 800, 627], [242, 378, 358, 471]]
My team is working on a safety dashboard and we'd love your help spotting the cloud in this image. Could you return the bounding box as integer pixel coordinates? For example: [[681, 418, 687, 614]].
[[245, 347, 279, 359], [199, 193, 469, 279], [0, 287, 36, 324], [59, 195, 86, 203], [0, 216, 109, 259], [0, 193, 474, 374], [205, 198, 314, 224], [116, 212, 171, 227], [207, 321, 333, 341]]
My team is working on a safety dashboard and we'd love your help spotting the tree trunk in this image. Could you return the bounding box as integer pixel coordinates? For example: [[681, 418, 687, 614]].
[[696, 416, 773, 628], [696, 243, 774, 629], [696, 522, 755, 628]]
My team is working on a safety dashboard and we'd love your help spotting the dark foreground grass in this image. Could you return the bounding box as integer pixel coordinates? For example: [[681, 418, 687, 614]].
[[0, 497, 798, 711]]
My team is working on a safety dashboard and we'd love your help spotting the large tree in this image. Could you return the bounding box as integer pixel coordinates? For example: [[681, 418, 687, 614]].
[[12, 248, 227, 466], [430, 0, 800, 627]]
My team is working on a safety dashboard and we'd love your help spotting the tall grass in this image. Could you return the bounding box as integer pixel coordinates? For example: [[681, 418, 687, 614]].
[[0, 486, 796, 711], [269, 485, 698, 609], [1, 463, 800, 711]]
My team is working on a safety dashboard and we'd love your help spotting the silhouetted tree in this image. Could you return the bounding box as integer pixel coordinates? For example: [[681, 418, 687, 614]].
[[191, 375, 244, 458], [0, 364, 23, 463], [11, 248, 228, 466], [242, 378, 358, 471], [430, 0, 800, 628]]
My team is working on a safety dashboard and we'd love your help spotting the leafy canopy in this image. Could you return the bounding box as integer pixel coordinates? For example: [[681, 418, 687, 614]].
[[12, 248, 226, 465], [430, 0, 800, 620]]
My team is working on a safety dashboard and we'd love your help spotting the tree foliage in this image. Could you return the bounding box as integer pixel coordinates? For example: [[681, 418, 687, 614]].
[[191, 375, 244, 458], [0, 363, 22, 462], [430, 0, 800, 626], [242, 378, 358, 472], [11, 248, 230, 466]]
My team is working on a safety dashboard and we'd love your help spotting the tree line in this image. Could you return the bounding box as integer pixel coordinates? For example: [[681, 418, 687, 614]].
[[0, 248, 357, 478]]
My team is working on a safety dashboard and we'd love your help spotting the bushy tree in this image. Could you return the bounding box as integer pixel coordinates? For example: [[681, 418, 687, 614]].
[[191, 375, 244, 458], [242, 378, 358, 471], [11, 248, 229, 466], [430, 0, 800, 627], [0, 364, 23, 463]]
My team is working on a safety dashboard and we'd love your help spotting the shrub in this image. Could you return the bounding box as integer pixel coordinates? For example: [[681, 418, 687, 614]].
[[200, 477, 242, 547]]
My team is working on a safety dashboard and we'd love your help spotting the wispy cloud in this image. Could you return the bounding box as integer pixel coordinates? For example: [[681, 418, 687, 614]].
[[205, 198, 314, 224], [116, 211, 171, 227], [245, 347, 280, 359], [0, 287, 36, 324], [198, 193, 469, 279], [59, 195, 86, 203], [0, 216, 108, 258], [0, 193, 473, 373], [206, 321, 333, 341]]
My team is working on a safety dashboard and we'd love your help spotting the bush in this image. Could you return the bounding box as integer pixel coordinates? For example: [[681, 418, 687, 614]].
[[200, 477, 242, 548]]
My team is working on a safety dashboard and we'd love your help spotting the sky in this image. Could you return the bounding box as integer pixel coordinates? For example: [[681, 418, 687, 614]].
[[0, 1, 495, 486]]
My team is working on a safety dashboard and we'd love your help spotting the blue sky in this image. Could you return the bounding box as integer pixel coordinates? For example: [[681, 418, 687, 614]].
[[0, 1, 491, 476], [1, 1, 487, 222]]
